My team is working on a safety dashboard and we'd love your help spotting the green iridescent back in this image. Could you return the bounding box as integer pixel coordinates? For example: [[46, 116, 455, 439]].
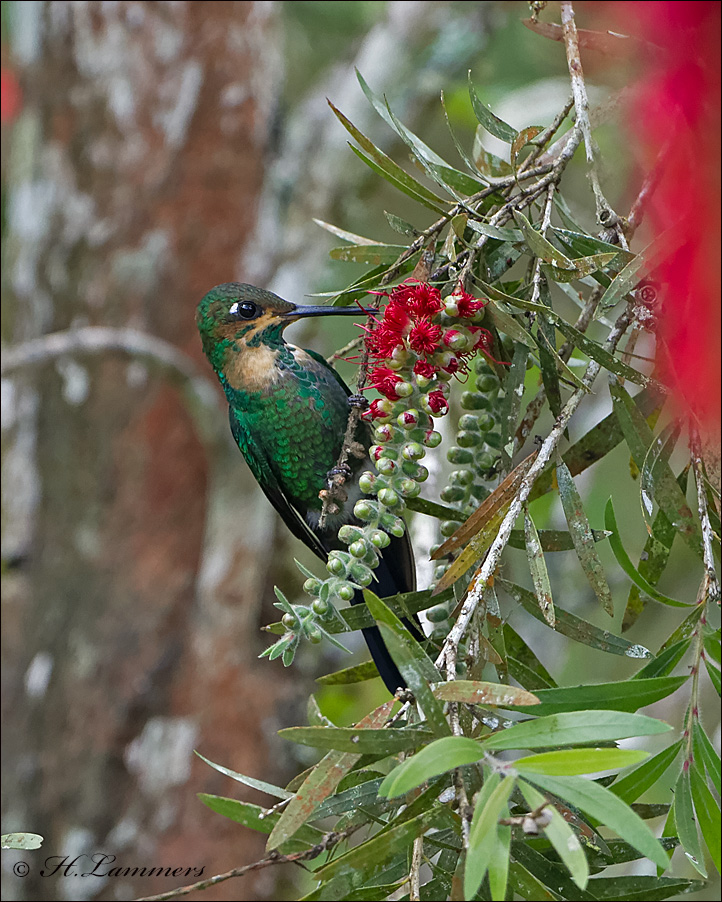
[[226, 344, 357, 513]]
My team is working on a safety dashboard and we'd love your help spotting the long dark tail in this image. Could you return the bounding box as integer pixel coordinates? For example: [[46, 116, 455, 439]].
[[351, 531, 423, 695]]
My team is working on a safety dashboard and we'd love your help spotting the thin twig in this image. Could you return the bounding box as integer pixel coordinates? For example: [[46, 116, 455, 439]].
[[409, 835, 423, 902], [690, 427, 722, 606], [560, 1, 619, 231], [133, 827, 360, 902], [437, 304, 634, 660]]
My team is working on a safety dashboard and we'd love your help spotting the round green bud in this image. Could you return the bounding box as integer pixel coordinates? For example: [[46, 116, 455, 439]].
[[376, 458, 396, 476], [461, 391, 488, 410], [424, 429, 442, 448], [337, 583, 355, 602], [440, 520, 458, 537], [458, 414, 480, 432], [327, 555, 347, 576], [444, 329, 470, 352], [477, 374, 498, 392], [358, 472, 376, 494], [444, 298, 460, 317], [354, 500, 373, 520], [402, 442, 425, 461], [430, 543, 442, 556], [282, 612, 296, 630], [374, 425, 395, 443], [312, 599, 329, 616], [395, 380, 414, 398], [427, 604, 450, 623], [370, 529, 390, 549], [472, 484, 490, 502], [303, 578, 321, 595], [475, 359, 494, 376], [414, 465, 429, 482], [397, 409, 420, 429], [307, 626, 323, 644], [415, 374, 432, 391], [476, 451, 497, 470], [451, 468, 474, 486], [397, 478, 421, 498], [440, 485, 466, 503], [447, 446, 474, 465], [349, 540, 367, 558], [338, 525, 363, 544], [378, 487, 400, 507], [349, 563, 373, 586], [457, 430, 481, 448], [477, 412, 495, 431], [434, 564, 449, 581]]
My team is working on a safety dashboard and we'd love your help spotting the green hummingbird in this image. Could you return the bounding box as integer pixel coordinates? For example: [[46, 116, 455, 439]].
[[196, 282, 418, 692]]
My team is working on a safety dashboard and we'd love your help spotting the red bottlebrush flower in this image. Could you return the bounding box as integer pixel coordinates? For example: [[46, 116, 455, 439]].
[[368, 366, 403, 400], [408, 317, 443, 354], [389, 280, 443, 316], [454, 287, 487, 318], [383, 300, 412, 333], [427, 390, 449, 415], [364, 399, 392, 421], [413, 359, 438, 379], [367, 322, 405, 359]]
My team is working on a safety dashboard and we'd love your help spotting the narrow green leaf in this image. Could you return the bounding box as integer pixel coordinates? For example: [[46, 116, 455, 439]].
[[536, 300, 564, 420], [692, 722, 721, 796], [623, 468, 688, 631], [516, 748, 649, 776], [527, 677, 686, 715], [313, 811, 431, 882], [316, 660, 379, 685], [508, 527, 610, 552], [466, 220, 523, 242], [585, 876, 707, 900], [499, 342, 529, 471], [481, 710, 671, 751], [498, 578, 652, 659], [511, 125, 543, 169], [507, 860, 559, 901], [378, 736, 482, 798], [348, 143, 447, 214], [278, 725, 433, 755], [465, 775, 517, 899], [520, 780, 589, 891], [268, 699, 396, 850], [631, 639, 690, 680], [552, 227, 636, 270], [468, 73, 518, 143], [313, 218, 380, 245], [329, 98, 445, 205], [557, 459, 614, 616], [433, 679, 539, 707], [440, 90, 491, 182], [525, 507, 555, 627], [705, 657, 721, 695], [673, 769, 707, 876], [198, 794, 322, 848], [703, 629, 721, 667], [513, 210, 576, 269], [608, 381, 702, 556], [365, 590, 450, 737], [502, 621, 557, 689], [511, 840, 598, 900], [605, 499, 690, 607], [489, 808, 512, 901], [690, 763, 721, 872], [542, 252, 617, 283], [329, 244, 408, 265], [661, 604, 704, 650], [312, 777, 386, 819], [523, 772, 671, 870], [485, 301, 536, 348], [195, 752, 292, 800]]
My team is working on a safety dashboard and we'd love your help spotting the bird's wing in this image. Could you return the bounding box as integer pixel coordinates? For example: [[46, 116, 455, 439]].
[[229, 407, 328, 560]]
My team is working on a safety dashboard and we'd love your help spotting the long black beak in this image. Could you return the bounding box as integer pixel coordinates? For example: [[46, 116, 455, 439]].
[[284, 304, 375, 320]]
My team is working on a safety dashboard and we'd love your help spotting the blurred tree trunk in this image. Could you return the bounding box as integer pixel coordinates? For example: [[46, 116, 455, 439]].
[[1, 3, 297, 900]]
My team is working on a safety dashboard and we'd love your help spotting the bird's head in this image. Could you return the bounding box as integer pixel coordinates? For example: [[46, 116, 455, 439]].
[[196, 282, 368, 380]]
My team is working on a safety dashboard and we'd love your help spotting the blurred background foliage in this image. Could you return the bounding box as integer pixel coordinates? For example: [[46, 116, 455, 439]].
[[1, 2, 719, 900]]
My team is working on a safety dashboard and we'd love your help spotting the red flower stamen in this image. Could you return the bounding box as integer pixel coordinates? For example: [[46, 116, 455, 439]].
[[409, 317, 443, 354]]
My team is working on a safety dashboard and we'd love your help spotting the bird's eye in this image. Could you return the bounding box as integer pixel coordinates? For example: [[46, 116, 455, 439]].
[[229, 301, 258, 319]]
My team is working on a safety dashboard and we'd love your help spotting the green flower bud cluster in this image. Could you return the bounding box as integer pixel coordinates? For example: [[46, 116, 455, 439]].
[[430, 359, 504, 626]]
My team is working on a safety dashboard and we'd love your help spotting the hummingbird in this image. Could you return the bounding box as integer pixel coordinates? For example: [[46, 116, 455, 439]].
[[196, 282, 418, 693]]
